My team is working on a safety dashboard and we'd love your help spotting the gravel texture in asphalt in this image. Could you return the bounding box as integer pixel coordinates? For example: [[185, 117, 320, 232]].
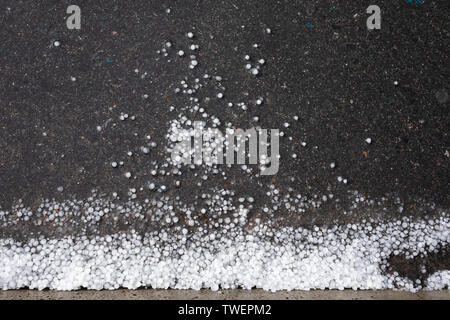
[[0, 0, 448, 291]]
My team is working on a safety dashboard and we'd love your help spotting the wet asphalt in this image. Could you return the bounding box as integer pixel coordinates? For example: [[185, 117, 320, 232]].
[[0, 1, 448, 234]]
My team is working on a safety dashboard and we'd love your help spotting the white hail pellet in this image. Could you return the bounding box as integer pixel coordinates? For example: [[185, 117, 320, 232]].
[[178, 50, 184, 56], [125, 172, 132, 179], [187, 32, 194, 38]]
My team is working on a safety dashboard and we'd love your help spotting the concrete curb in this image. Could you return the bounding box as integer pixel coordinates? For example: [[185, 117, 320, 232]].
[[1, 289, 449, 300]]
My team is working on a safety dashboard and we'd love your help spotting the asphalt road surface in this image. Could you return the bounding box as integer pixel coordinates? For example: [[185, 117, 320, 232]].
[[0, 0, 448, 292]]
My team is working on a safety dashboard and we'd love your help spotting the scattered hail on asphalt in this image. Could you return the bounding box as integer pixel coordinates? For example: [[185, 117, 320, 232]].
[[1, 25, 447, 292], [0, 195, 448, 290]]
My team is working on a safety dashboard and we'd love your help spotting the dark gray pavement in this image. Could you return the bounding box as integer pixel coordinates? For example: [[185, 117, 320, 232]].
[[1, 0, 448, 216], [0, 0, 448, 292]]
